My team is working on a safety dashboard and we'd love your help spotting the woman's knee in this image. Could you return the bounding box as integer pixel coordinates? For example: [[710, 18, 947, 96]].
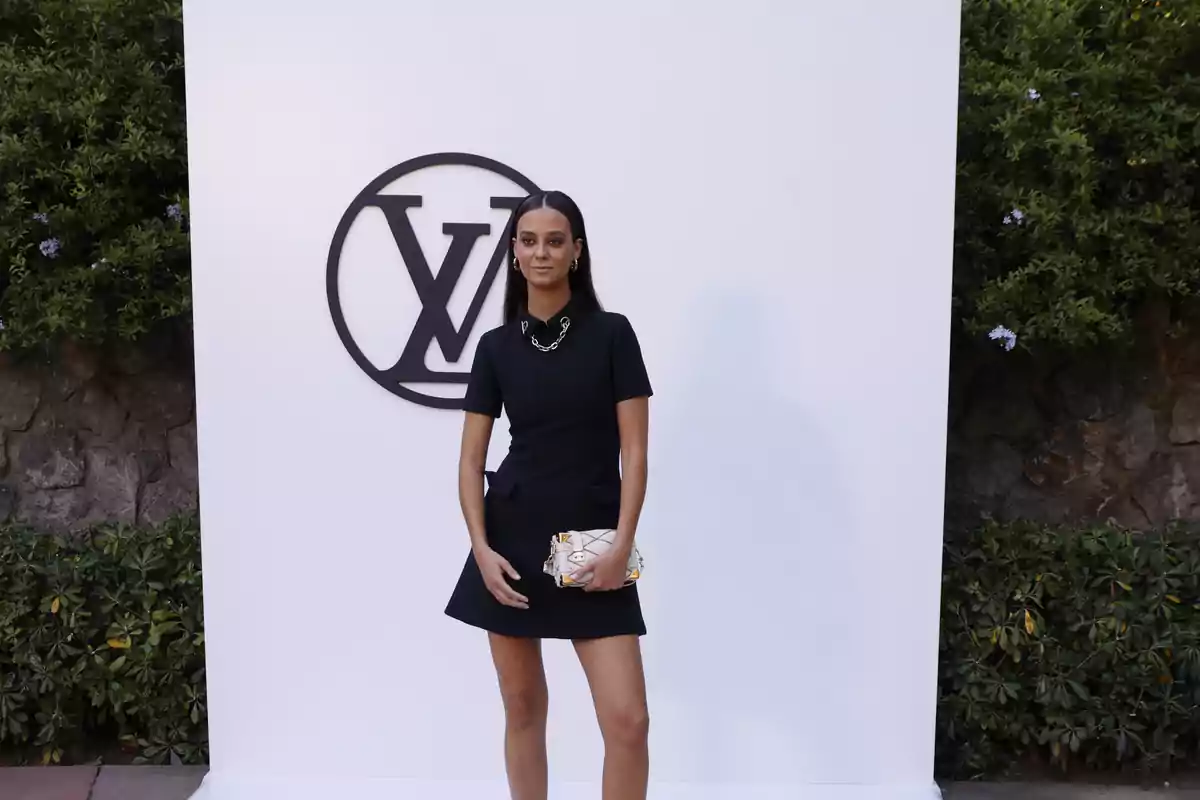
[[598, 701, 649, 748]]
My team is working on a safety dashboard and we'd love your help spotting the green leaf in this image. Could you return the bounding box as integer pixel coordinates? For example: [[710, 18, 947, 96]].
[[938, 518, 1200, 778]]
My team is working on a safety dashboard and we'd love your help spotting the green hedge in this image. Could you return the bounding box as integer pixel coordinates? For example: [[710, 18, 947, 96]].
[[0, 0, 190, 352], [3, 515, 1200, 777], [4, 1, 1200, 354], [956, 1, 1200, 350], [0, 517, 205, 766], [937, 520, 1200, 779], [6, 511, 1200, 778]]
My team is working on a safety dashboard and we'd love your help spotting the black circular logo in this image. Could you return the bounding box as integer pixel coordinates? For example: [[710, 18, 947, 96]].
[[326, 152, 539, 409]]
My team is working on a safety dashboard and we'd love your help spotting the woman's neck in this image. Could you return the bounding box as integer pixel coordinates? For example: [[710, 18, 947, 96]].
[[527, 284, 572, 322]]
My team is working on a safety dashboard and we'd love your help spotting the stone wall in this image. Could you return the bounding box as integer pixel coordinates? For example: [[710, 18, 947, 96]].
[[0, 340, 197, 531], [7, 327, 1200, 536], [945, 325, 1200, 534]]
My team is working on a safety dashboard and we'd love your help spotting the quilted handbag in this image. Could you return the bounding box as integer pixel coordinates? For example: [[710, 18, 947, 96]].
[[543, 529, 643, 588]]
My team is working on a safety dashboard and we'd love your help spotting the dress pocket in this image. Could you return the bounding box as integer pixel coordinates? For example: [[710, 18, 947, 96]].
[[485, 470, 519, 499]]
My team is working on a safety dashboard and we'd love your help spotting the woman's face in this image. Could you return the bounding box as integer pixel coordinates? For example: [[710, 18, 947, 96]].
[[513, 206, 582, 291]]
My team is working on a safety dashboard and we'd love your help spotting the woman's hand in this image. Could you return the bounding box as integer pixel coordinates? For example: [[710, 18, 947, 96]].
[[475, 547, 529, 609], [576, 546, 631, 592]]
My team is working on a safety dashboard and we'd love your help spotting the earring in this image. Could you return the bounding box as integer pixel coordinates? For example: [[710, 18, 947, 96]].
[[512, 256, 520, 271], [570, 259, 579, 272]]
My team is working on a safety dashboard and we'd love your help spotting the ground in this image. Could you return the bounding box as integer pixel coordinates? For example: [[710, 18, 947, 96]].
[[1, 767, 1198, 799]]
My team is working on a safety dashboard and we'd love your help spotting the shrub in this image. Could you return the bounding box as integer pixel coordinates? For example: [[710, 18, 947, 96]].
[[3, 1, 1199, 357], [937, 520, 1200, 779], [0, 516, 206, 766], [0, 0, 190, 353], [955, 0, 1200, 350]]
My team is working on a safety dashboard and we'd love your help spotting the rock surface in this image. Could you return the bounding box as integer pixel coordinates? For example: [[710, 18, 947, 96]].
[[0, 342, 196, 531], [946, 336, 1200, 533], [10, 331, 1200, 537]]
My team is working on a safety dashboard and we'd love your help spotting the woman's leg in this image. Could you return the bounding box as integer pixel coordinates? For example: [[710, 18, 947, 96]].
[[489, 633, 549, 800], [573, 634, 650, 800]]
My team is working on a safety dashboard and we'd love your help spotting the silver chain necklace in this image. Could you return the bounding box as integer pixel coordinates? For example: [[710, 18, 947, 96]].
[[522, 317, 571, 352]]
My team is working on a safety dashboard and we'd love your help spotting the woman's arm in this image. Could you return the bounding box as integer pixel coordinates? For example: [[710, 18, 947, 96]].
[[614, 396, 650, 551], [459, 411, 494, 554]]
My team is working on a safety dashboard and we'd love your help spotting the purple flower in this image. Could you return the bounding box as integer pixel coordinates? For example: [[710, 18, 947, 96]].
[[166, 203, 183, 222], [39, 238, 61, 258], [1026, 88, 1041, 101], [989, 325, 1018, 352], [31, 212, 49, 224], [1003, 208, 1026, 226]]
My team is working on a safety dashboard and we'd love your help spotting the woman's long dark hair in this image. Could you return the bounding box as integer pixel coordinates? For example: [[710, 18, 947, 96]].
[[502, 190, 602, 324]]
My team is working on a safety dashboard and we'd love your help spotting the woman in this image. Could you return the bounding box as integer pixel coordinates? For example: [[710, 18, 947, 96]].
[[445, 189, 652, 800]]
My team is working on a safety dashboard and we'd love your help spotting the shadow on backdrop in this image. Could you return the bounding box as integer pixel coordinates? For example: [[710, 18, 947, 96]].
[[649, 290, 875, 784]]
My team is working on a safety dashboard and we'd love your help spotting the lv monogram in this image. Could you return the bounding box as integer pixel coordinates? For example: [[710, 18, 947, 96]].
[[326, 152, 540, 409], [372, 194, 523, 386]]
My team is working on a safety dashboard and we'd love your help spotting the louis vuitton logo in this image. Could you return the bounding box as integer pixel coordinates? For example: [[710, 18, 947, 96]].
[[371, 194, 523, 386], [327, 152, 540, 409]]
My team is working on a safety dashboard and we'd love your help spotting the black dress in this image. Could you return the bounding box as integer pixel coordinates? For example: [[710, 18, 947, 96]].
[[444, 298, 653, 640]]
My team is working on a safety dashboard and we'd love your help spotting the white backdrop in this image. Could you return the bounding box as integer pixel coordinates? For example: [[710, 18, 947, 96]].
[[183, 2, 961, 798]]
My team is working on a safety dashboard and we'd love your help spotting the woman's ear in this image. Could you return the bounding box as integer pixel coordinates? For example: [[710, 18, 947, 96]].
[[575, 239, 584, 261]]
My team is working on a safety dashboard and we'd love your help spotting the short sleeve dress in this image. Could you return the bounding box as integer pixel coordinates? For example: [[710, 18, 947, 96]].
[[444, 298, 653, 640]]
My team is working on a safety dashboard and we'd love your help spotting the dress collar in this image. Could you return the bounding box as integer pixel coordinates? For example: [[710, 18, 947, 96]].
[[520, 297, 576, 338], [519, 297, 584, 352]]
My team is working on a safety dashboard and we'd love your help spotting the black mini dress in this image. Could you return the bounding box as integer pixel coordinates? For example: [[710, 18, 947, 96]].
[[444, 298, 653, 639]]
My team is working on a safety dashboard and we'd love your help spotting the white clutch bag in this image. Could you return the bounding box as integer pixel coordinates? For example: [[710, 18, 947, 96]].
[[543, 530, 643, 588]]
